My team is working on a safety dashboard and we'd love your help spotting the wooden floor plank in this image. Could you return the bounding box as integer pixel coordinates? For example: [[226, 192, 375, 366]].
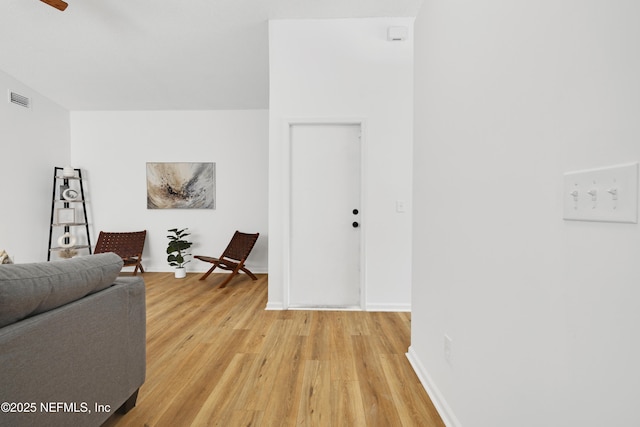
[[259, 335, 307, 426], [331, 380, 367, 427], [380, 354, 446, 427], [305, 311, 332, 361], [155, 329, 251, 426], [225, 410, 263, 427], [329, 312, 359, 382], [233, 319, 299, 411], [296, 360, 332, 426], [351, 334, 404, 427], [190, 353, 258, 426], [101, 272, 444, 427]]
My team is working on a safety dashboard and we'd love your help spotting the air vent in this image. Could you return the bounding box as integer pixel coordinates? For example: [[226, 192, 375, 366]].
[[9, 91, 30, 108]]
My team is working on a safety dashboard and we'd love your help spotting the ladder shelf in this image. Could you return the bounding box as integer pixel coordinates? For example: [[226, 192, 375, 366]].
[[47, 167, 92, 260]]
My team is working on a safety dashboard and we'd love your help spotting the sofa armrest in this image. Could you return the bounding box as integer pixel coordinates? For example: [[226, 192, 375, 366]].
[[0, 276, 146, 427]]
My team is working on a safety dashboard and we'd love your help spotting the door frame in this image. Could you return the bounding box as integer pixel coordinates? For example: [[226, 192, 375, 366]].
[[282, 118, 367, 310]]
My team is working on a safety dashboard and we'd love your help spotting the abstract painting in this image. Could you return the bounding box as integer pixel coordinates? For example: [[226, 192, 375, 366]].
[[146, 162, 215, 209]]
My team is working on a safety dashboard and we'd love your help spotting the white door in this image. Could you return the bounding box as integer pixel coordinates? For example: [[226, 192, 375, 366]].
[[289, 123, 361, 308]]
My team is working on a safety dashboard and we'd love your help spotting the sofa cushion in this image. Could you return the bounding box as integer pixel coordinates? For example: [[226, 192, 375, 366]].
[[0, 253, 123, 328]]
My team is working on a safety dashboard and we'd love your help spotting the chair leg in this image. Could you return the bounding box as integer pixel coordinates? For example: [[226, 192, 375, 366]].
[[199, 264, 218, 281], [218, 261, 257, 288], [217, 269, 240, 289], [240, 266, 258, 281], [129, 260, 144, 276]]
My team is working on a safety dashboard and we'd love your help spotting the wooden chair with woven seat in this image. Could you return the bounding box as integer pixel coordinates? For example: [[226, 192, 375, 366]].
[[194, 231, 259, 288], [94, 230, 147, 275]]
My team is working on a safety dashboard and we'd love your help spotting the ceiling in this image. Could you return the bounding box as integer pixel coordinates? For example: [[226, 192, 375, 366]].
[[0, 0, 422, 111]]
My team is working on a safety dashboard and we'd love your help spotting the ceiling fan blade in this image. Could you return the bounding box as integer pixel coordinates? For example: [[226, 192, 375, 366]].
[[40, 0, 68, 11]]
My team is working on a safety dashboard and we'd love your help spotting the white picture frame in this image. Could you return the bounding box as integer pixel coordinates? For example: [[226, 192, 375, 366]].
[[146, 162, 216, 209]]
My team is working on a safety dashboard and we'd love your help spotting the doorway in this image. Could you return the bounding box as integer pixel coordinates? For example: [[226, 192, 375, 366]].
[[288, 122, 363, 308]]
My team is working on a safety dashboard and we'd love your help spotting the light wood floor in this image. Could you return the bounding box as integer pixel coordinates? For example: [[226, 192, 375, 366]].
[[102, 272, 444, 427]]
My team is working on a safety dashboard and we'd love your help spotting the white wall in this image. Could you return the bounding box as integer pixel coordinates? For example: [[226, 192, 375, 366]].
[[70, 110, 268, 273], [268, 18, 415, 310], [410, 1, 640, 426], [0, 70, 70, 263]]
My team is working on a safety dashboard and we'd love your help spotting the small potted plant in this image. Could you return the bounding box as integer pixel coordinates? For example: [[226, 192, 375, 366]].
[[167, 228, 192, 278]]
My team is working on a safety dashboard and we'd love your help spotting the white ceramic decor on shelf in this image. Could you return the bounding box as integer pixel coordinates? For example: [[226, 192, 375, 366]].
[[62, 166, 75, 178]]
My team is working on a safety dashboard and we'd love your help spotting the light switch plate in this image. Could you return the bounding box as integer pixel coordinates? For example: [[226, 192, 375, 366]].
[[563, 162, 638, 223]]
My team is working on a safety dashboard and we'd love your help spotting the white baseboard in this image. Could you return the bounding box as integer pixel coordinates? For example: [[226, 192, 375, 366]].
[[265, 301, 284, 310], [365, 303, 411, 312], [406, 346, 461, 427], [264, 298, 411, 312]]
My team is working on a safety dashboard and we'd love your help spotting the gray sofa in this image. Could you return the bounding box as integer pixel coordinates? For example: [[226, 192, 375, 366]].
[[0, 253, 146, 427]]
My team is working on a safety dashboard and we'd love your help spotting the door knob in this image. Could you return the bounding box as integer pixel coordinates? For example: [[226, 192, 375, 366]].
[[352, 222, 359, 228], [352, 209, 359, 215]]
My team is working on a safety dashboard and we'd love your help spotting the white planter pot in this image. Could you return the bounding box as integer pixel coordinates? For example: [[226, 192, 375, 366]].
[[174, 267, 186, 279]]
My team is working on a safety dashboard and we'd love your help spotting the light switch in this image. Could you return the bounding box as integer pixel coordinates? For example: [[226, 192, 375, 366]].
[[563, 162, 638, 223], [396, 200, 406, 213]]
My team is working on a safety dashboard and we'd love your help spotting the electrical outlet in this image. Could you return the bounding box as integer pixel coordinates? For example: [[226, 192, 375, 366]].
[[444, 334, 453, 365]]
